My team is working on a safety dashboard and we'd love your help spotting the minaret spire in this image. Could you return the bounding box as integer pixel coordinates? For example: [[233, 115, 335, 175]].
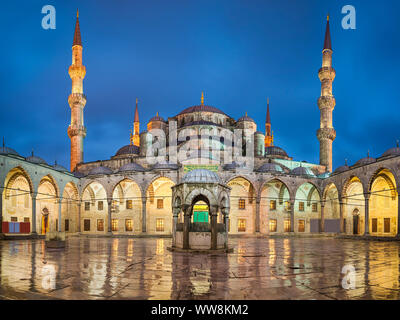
[[264, 98, 273, 147], [201, 91, 204, 105], [68, 10, 87, 171], [131, 98, 140, 147], [317, 15, 336, 172]]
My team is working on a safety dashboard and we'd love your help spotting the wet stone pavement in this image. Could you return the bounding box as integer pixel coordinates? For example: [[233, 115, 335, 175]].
[[0, 236, 400, 300]]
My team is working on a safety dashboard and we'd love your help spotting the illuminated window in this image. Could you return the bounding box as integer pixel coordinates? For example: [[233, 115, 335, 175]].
[[24, 217, 30, 223], [384, 218, 391, 233], [312, 203, 318, 212], [157, 199, 164, 209], [269, 219, 277, 232], [98, 201, 103, 211], [238, 199, 246, 210], [125, 219, 133, 231], [112, 219, 118, 231], [84, 219, 91, 231], [84, 202, 90, 211], [97, 219, 104, 231], [284, 219, 291, 232], [11, 217, 17, 222], [126, 200, 133, 209], [372, 218, 377, 233], [238, 219, 246, 232], [298, 220, 305, 232], [270, 200, 276, 211], [284, 201, 291, 212], [156, 218, 164, 232], [299, 202, 305, 212]]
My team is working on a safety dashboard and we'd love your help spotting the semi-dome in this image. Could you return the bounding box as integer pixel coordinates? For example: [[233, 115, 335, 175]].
[[26, 154, 47, 165], [88, 166, 113, 175], [382, 147, 400, 157], [152, 162, 179, 170], [182, 169, 221, 183], [53, 163, 68, 172], [0, 146, 19, 156], [237, 113, 255, 123], [257, 162, 284, 173], [334, 165, 349, 174], [118, 162, 146, 172], [115, 144, 139, 156], [290, 166, 316, 177], [354, 157, 376, 166], [178, 105, 226, 116], [265, 146, 289, 158]]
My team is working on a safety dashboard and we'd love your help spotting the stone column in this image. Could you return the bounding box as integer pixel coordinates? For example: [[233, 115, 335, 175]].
[[183, 205, 191, 250], [58, 199, 62, 232], [223, 208, 229, 249], [397, 194, 400, 237], [77, 202, 81, 233], [107, 198, 112, 234], [0, 192, 3, 234], [172, 207, 179, 247], [141, 197, 147, 233], [31, 193, 37, 234], [210, 206, 218, 250], [255, 197, 261, 233], [339, 201, 345, 234], [320, 201, 325, 233], [364, 193, 370, 236], [290, 199, 295, 232]]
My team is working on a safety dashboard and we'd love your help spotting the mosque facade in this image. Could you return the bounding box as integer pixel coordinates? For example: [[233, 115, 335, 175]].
[[1, 14, 400, 241]]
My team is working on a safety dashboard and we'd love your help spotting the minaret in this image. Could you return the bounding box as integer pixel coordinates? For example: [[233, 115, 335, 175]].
[[130, 98, 140, 146], [264, 98, 273, 147], [67, 9, 87, 172], [317, 15, 336, 172]]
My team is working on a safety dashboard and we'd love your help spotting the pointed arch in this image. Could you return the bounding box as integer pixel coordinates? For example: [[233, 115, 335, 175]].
[[4, 166, 34, 199], [38, 174, 60, 198], [368, 168, 397, 200]]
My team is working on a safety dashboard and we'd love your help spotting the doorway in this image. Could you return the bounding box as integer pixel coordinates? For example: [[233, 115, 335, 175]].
[[353, 209, 360, 235]]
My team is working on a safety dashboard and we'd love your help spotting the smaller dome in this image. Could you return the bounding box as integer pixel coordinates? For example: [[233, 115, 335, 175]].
[[53, 163, 68, 172], [290, 166, 316, 177], [382, 147, 400, 157], [223, 161, 242, 170], [0, 146, 19, 156], [257, 163, 284, 173], [265, 146, 289, 158], [115, 144, 139, 156], [237, 113, 255, 123], [119, 162, 146, 172], [354, 157, 376, 166], [73, 170, 86, 178], [152, 162, 179, 170], [334, 165, 349, 174], [182, 169, 221, 183], [255, 131, 265, 136], [149, 113, 165, 122], [26, 154, 47, 165], [88, 166, 113, 175], [318, 172, 331, 179]]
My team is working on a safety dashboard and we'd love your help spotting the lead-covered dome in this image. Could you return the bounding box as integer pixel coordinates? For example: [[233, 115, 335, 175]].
[[88, 166, 113, 175], [53, 163, 68, 172], [149, 113, 166, 122], [382, 147, 400, 157], [118, 162, 146, 172], [182, 169, 221, 183], [237, 113, 255, 123], [178, 105, 226, 116], [115, 144, 139, 156], [26, 154, 47, 165], [290, 166, 316, 177], [354, 157, 376, 166], [0, 146, 19, 156], [257, 162, 284, 173], [265, 146, 289, 158], [334, 165, 349, 174]]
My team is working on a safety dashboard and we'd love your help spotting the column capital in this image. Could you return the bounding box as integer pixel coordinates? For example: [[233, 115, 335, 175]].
[[209, 205, 219, 216], [107, 198, 112, 205], [364, 192, 371, 200], [141, 197, 147, 204]]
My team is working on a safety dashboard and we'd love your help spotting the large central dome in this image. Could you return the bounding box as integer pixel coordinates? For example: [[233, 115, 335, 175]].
[[178, 105, 227, 116]]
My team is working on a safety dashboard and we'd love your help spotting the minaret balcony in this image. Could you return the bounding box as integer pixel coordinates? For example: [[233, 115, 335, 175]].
[[68, 93, 87, 107], [68, 124, 87, 138], [317, 96, 336, 109], [68, 65, 86, 79], [318, 67, 336, 81], [317, 128, 336, 141]]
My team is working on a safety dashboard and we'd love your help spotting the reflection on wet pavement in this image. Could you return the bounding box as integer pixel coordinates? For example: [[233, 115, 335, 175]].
[[0, 237, 399, 300]]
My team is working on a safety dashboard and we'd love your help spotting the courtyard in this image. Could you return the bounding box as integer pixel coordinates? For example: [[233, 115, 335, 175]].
[[0, 236, 399, 300]]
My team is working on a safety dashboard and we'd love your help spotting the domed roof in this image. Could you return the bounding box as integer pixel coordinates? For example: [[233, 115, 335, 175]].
[[265, 146, 289, 158], [52, 163, 68, 172], [382, 147, 400, 157], [318, 172, 331, 179], [26, 153, 47, 165], [334, 165, 349, 174], [73, 170, 86, 178], [0, 146, 20, 156], [257, 162, 284, 173], [88, 166, 113, 175], [255, 131, 265, 136], [115, 144, 140, 156], [152, 162, 179, 170], [182, 169, 221, 183], [237, 113, 255, 123], [149, 113, 165, 122], [354, 157, 376, 166], [118, 162, 146, 172], [178, 105, 226, 116], [290, 166, 316, 177]]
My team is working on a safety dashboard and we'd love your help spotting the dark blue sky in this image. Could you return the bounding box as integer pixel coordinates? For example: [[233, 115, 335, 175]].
[[1, 0, 400, 170]]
